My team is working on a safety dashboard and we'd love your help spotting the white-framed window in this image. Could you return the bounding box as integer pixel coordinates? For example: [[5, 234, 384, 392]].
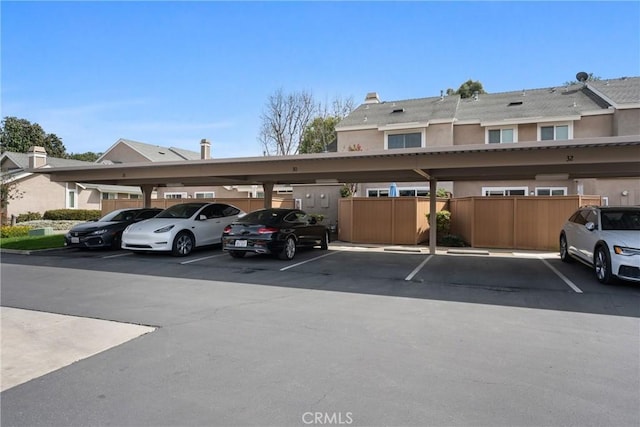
[[102, 192, 117, 200], [486, 126, 517, 144], [129, 194, 141, 199], [535, 187, 567, 196], [538, 122, 572, 141], [164, 192, 187, 199], [194, 192, 215, 199], [385, 130, 424, 149], [66, 183, 77, 209], [367, 187, 430, 197], [482, 186, 528, 196]]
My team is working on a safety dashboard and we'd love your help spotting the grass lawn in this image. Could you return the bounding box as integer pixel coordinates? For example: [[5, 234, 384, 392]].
[[0, 234, 66, 250]]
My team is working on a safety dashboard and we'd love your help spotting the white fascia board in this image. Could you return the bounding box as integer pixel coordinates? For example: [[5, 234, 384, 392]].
[[453, 119, 481, 125], [614, 103, 640, 110], [580, 109, 615, 116], [378, 122, 429, 131], [428, 118, 455, 125], [2, 171, 32, 184], [480, 115, 582, 127], [335, 124, 378, 132]]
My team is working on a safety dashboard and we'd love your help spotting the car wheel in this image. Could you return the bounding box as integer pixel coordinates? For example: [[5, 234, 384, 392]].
[[172, 232, 194, 257], [594, 245, 613, 284], [278, 236, 296, 260], [559, 234, 572, 263], [229, 251, 246, 258], [320, 231, 329, 250]]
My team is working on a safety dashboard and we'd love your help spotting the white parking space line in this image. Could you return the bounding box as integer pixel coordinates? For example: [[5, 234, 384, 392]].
[[405, 255, 434, 281], [539, 257, 583, 293], [280, 250, 343, 271], [180, 253, 228, 265], [102, 252, 133, 259]]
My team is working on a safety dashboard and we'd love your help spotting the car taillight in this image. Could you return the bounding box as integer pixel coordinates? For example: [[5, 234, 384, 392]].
[[258, 227, 278, 234], [223, 226, 232, 233]]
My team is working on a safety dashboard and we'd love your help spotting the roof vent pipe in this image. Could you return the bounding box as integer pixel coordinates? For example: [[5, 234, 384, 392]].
[[473, 91, 479, 101]]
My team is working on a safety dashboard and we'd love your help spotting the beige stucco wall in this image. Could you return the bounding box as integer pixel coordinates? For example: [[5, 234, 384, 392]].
[[574, 114, 613, 139], [578, 178, 640, 205], [453, 124, 483, 145], [426, 123, 453, 147], [518, 123, 537, 142], [7, 174, 65, 217], [337, 128, 383, 151], [292, 184, 342, 228], [613, 109, 640, 136]]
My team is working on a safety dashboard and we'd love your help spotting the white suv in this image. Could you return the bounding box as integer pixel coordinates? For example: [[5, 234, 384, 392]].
[[560, 206, 640, 284]]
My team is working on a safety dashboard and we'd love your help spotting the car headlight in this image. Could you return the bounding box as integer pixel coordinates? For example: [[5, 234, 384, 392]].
[[154, 225, 175, 233], [614, 246, 640, 256], [89, 229, 109, 235]]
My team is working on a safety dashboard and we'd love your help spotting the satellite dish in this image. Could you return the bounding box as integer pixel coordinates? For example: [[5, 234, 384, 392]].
[[576, 72, 589, 82]]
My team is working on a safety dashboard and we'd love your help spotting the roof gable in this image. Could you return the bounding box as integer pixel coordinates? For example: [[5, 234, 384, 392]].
[[97, 138, 201, 163]]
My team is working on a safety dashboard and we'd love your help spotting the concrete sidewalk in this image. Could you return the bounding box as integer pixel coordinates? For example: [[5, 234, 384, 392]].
[[1, 307, 154, 392]]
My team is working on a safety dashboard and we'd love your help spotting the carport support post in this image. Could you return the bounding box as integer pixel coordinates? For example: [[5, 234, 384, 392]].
[[429, 178, 437, 255], [262, 182, 274, 209], [140, 185, 154, 208]]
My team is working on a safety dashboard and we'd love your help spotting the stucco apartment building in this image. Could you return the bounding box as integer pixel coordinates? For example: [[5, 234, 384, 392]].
[[0, 146, 143, 220], [335, 76, 640, 205]]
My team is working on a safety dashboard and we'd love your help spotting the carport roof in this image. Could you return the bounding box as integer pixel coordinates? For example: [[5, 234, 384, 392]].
[[33, 135, 640, 187]]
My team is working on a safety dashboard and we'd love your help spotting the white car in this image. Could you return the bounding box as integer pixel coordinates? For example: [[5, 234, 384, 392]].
[[560, 206, 640, 284], [122, 202, 245, 256]]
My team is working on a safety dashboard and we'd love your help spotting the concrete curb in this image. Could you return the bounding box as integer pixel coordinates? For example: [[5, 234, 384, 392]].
[[1, 247, 69, 255]]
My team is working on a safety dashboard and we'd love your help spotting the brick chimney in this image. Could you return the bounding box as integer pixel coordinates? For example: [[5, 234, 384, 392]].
[[200, 138, 211, 159], [27, 146, 47, 169]]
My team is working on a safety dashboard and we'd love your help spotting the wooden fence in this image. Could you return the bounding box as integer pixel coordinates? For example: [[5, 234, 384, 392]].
[[101, 197, 295, 216], [448, 195, 602, 251], [338, 197, 449, 245]]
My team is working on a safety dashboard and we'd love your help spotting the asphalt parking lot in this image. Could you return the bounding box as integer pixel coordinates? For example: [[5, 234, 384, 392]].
[[2, 243, 639, 426]]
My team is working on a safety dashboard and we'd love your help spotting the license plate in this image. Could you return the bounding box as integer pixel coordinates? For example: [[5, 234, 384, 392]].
[[71, 237, 80, 244], [234, 240, 247, 248]]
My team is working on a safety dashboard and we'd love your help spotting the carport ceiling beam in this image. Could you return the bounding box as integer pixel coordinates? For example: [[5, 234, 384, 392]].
[[412, 169, 431, 180]]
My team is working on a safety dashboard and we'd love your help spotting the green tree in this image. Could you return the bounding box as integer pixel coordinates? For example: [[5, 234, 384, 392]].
[[67, 152, 102, 162], [446, 80, 487, 99], [299, 96, 354, 154], [0, 116, 67, 157], [299, 116, 339, 154], [564, 73, 601, 86]]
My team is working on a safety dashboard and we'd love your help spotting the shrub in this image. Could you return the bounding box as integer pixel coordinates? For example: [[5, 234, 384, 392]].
[[426, 210, 451, 235], [309, 213, 325, 222], [1, 225, 31, 238], [43, 209, 101, 221], [16, 211, 42, 222], [438, 234, 468, 247], [340, 185, 352, 198]]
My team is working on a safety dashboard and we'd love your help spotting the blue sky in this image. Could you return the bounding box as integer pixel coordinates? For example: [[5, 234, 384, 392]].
[[2, 1, 639, 158]]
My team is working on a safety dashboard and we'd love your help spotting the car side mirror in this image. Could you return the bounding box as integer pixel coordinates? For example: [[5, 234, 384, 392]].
[[199, 214, 207, 221], [585, 222, 596, 231]]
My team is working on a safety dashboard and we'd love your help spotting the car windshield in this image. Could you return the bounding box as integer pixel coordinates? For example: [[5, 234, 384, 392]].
[[156, 204, 204, 219], [239, 210, 287, 225], [98, 210, 137, 222], [601, 210, 640, 231]]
